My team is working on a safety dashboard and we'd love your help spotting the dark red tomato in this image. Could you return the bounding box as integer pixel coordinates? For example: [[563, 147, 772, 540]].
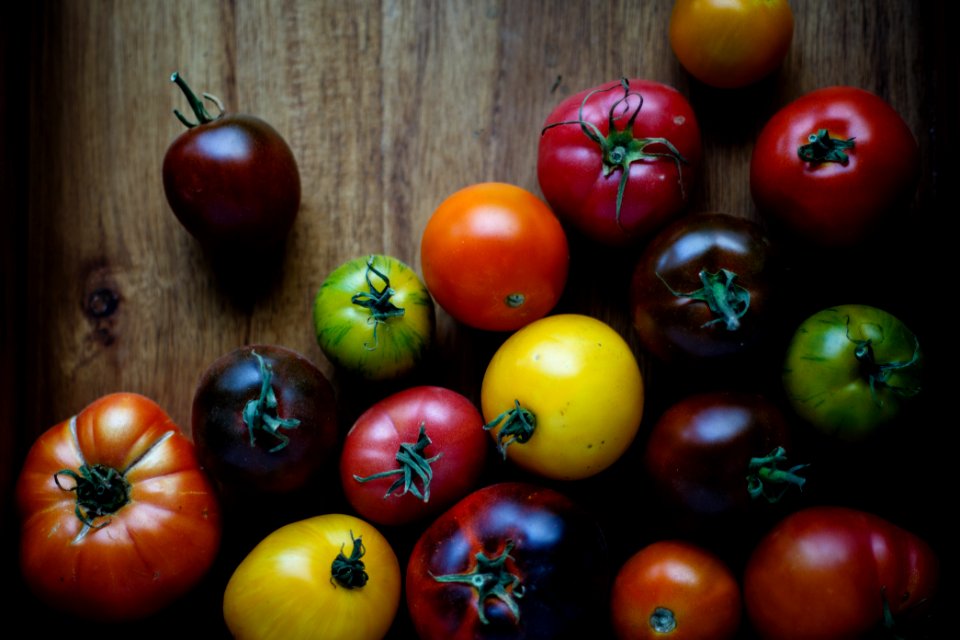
[[406, 482, 609, 640], [751, 86, 919, 246], [162, 72, 301, 255], [538, 78, 701, 246], [191, 344, 337, 497], [340, 386, 488, 527], [744, 507, 938, 640], [629, 213, 777, 363], [644, 392, 804, 517]]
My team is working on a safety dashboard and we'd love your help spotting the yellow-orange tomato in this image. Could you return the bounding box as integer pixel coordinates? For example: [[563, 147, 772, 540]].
[[669, 0, 794, 89]]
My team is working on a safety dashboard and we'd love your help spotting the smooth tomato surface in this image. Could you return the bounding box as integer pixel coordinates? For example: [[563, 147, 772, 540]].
[[420, 182, 569, 332], [16, 393, 221, 621]]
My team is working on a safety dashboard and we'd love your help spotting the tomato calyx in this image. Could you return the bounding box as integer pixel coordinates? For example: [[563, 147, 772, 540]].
[[352, 422, 443, 502], [242, 350, 301, 453], [541, 78, 689, 229], [846, 320, 922, 403], [650, 607, 677, 633], [798, 129, 856, 164], [54, 463, 131, 529], [746, 447, 809, 503], [657, 268, 751, 331], [331, 531, 370, 589], [350, 256, 406, 351], [483, 400, 537, 459], [431, 540, 525, 625], [170, 71, 225, 129]]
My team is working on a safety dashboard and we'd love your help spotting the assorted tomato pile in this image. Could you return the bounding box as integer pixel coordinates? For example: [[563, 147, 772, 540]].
[[15, 4, 943, 639]]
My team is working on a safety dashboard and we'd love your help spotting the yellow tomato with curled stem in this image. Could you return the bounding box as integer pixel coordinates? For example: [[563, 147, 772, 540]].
[[480, 314, 644, 480], [223, 514, 401, 640]]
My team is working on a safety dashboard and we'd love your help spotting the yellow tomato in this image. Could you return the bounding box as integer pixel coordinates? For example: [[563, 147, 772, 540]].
[[223, 514, 401, 640], [481, 314, 644, 480], [669, 0, 794, 89]]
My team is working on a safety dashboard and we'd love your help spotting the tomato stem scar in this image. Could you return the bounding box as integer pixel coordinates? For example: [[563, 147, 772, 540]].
[[650, 607, 677, 633], [352, 423, 443, 502]]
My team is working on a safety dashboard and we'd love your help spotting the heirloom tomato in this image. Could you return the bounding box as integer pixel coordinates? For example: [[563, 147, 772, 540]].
[[16, 393, 221, 621], [538, 77, 701, 246], [406, 482, 609, 640], [223, 513, 401, 640], [744, 507, 938, 640], [669, 0, 794, 89], [610, 540, 741, 640], [751, 86, 919, 246], [782, 304, 921, 440], [191, 344, 337, 497], [420, 182, 569, 332], [340, 385, 487, 526], [162, 72, 300, 255], [481, 314, 644, 480], [630, 213, 777, 363], [313, 254, 435, 380]]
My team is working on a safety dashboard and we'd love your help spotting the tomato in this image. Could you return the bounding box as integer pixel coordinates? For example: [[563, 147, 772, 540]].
[[480, 314, 644, 480], [340, 386, 488, 526], [313, 254, 435, 380], [782, 304, 922, 441], [406, 482, 609, 640], [610, 540, 741, 640], [538, 77, 701, 246], [629, 213, 777, 363], [644, 392, 805, 518], [223, 513, 401, 640], [420, 182, 569, 332], [669, 0, 794, 89], [162, 72, 300, 255], [191, 344, 337, 498], [751, 86, 919, 246], [744, 506, 938, 640], [16, 393, 221, 621]]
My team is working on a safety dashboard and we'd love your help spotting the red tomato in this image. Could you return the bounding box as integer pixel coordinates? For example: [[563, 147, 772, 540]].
[[420, 182, 569, 331], [340, 386, 488, 526], [538, 78, 701, 246], [16, 393, 222, 621], [744, 507, 938, 639], [610, 540, 741, 640], [751, 86, 919, 246]]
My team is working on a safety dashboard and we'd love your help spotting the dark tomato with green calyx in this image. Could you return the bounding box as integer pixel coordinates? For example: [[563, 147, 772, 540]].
[[406, 482, 609, 640], [782, 304, 922, 441], [192, 344, 337, 497], [630, 213, 777, 363], [645, 392, 806, 518], [162, 72, 300, 255], [744, 507, 938, 640]]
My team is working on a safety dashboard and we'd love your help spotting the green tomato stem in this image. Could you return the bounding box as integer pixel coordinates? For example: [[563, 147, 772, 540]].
[[657, 268, 750, 331], [54, 463, 131, 529], [351, 256, 406, 351], [242, 350, 301, 452], [847, 322, 922, 404], [431, 540, 524, 625], [170, 71, 224, 128], [352, 423, 443, 502], [483, 400, 536, 459], [798, 129, 856, 164], [650, 607, 677, 633], [330, 531, 369, 589], [746, 447, 809, 503]]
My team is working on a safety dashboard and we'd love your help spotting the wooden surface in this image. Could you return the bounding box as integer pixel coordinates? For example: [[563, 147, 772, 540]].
[[3, 0, 955, 636]]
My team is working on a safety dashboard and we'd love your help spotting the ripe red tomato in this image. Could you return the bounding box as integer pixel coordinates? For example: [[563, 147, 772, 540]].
[[340, 386, 488, 526], [610, 540, 741, 640], [16, 393, 222, 621], [751, 86, 919, 246], [406, 482, 609, 640], [538, 78, 701, 246], [162, 72, 301, 255], [420, 182, 569, 331], [744, 507, 938, 639]]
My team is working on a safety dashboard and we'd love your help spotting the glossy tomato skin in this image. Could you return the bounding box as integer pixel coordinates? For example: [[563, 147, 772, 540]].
[[481, 314, 644, 480], [538, 78, 701, 246], [163, 74, 300, 254], [783, 304, 922, 440], [610, 540, 741, 640], [313, 254, 435, 380], [16, 393, 221, 621], [751, 86, 919, 246], [420, 182, 569, 332], [744, 507, 938, 640], [224, 513, 401, 640], [630, 213, 777, 363], [191, 344, 337, 497], [406, 482, 609, 640], [340, 386, 487, 526], [670, 0, 794, 89]]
